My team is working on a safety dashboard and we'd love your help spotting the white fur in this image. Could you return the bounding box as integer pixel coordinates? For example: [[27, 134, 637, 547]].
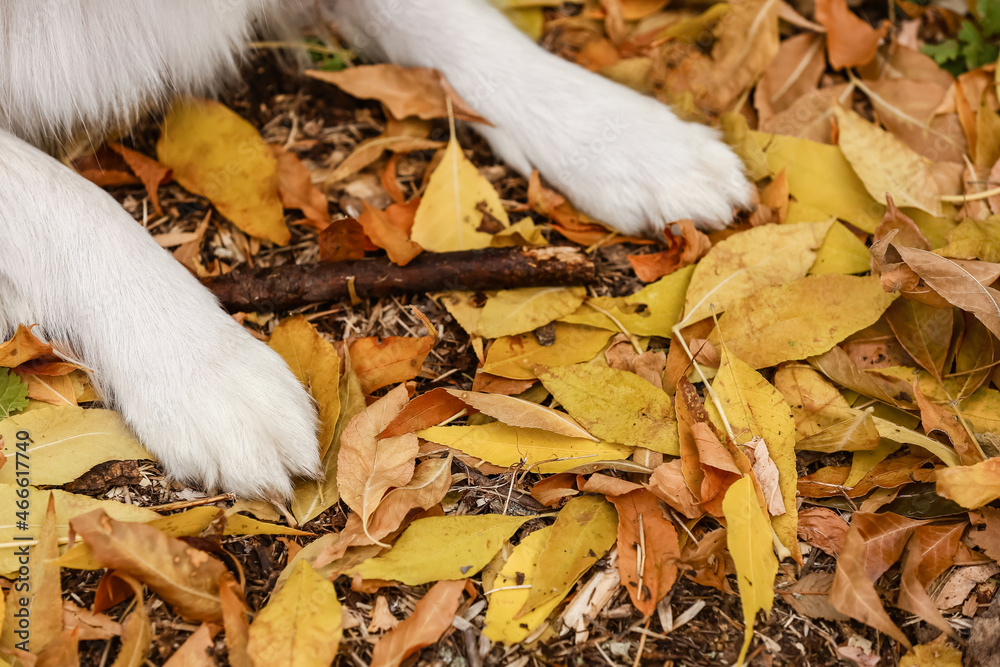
[[327, 0, 753, 234], [0, 0, 750, 498]]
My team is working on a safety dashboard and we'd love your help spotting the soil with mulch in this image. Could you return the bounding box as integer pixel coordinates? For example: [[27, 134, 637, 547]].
[[66, 45, 948, 667]]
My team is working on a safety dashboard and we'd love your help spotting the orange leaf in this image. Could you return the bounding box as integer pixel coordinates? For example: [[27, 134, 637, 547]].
[[608, 489, 679, 616], [70, 509, 228, 622], [370, 579, 466, 667], [815, 0, 889, 69], [318, 217, 371, 262], [379, 388, 468, 439], [107, 143, 171, 216], [0, 324, 53, 367], [307, 64, 488, 123], [358, 201, 423, 266], [350, 336, 434, 394], [270, 144, 330, 230], [829, 512, 919, 646]]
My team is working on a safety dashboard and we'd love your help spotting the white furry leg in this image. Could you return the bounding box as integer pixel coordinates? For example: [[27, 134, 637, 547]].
[[327, 0, 753, 235], [0, 131, 321, 499]]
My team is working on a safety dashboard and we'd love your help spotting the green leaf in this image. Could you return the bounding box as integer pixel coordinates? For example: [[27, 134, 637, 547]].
[[921, 39, 959, 65], [978, 0, 1000, 37], [0, 370, 28, 419]]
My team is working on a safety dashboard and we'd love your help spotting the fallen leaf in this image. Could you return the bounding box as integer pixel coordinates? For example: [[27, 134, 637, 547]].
[[680, 221, 832, 327], [482, 526, 564, 642], [350, 335, 433, 394], [370, 579, 465, 667], [755, 33, 826, 124], [723, 475, 778, 665], [710, 274, 898, 369], [417, 422, 630, 473], [519, 496, 618, 616], [476, 287, 587, 339], [69, 510, 228, 622], [445, 389, 595, 439], [936, 458, 1000, 508], [337, 384, 418, 538], [608, 489, 679, 616], [358, 201, 423, 266], [269, 316, 340, 456], [829, 512, 918, 646], [647, 459, 703, 519], [833, 106, 946, 216], [157, 99, 288, 245], [410, 119, 509, 252], [480, 324, 614, 379], [538, 365, 678, 454], [0, 407, 150, 485], [0, 324, 53, 367], [815, 0, 888, 69], [306, 64, 488, 123], [352, 514, 530, 585], [703, 0, 780, 112], [270, 144, 330, 229], [246, 560, 342, 667]]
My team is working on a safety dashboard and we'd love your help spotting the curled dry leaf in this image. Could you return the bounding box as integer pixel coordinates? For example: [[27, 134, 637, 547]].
[[815, 0, 888, 69], [445, 388, 595, 440], [349, 335, 434, 394], [337, 384, 419, 540]]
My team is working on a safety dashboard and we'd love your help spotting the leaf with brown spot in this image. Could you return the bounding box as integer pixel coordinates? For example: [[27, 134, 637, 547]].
[[69, 509, 228, 622], [0, 324, 53, 367]]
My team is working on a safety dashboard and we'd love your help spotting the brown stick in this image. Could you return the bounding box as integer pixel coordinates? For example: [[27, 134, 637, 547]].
[[202, 246, 596, 312]]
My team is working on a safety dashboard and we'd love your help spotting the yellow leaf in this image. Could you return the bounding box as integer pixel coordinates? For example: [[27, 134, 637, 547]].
[[752, 131, 885, 232], [157, 99, 288, 245], [538, 365, 679, 454], [411, 121, 509, 252], [483, 526, 560, 643], [723, 475, 777, 666], [291, 347, 366, 524], [899, 642, 963, 667], [476, 287, 587, 339], [680, 221, 833, 326], [561, 264, 695, 336], [247, 560, 342, 667], [936, 458, 1000, 508], [710, 274, 897, 369], [352, 514, 530, 585], [481, 323, 614, 379], [711, 349, 800, 562], [938, 216, 1000, 263], [0, 407, 150, 486], [417, 423, 630, 472], [832, 106, 944, 216], [0, 495, 61, 652], [519, 496, 617, 616], [269, 316, 340, 457], [809, 221, 872, 275], [872, 417, 960, 467]]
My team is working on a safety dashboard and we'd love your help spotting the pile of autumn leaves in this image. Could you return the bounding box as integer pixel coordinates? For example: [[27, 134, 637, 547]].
[[4, 0, 1000, 665]]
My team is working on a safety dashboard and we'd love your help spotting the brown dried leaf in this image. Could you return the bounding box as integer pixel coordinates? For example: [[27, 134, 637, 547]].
[[815, 0, 889, 69], [797, 507, 849, 556], [350, 336, 434, 394], [646, 459, 702, 519], [445, 388, 595, 440], [270, 144, 330, 229], [70, 510, 227, 622], [379, 387, 467, 439], [754, 33, 826, 123], [830, 512, 919, 646], [307, 64, 488, 123], [608, 489, 679, 616], [897, 524, 964, 638], [337, 384, 419, 537], [370, 579, 466, 667]]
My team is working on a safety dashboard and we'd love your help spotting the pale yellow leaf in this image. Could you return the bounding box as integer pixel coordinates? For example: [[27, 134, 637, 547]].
[[445, 389, 596, 440]]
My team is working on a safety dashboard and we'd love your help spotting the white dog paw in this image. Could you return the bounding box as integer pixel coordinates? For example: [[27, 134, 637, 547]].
[[99, 314, 322, 499], [479, 89, 753, 237]]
